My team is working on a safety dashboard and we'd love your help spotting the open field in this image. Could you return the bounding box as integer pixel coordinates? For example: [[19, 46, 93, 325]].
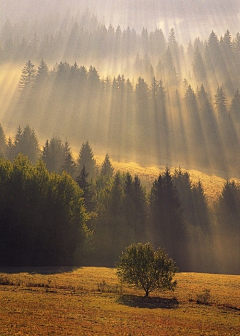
[[0, 267, 239, 335]]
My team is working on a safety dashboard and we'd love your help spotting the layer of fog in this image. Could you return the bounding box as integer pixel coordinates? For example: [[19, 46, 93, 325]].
[[1, 0, 240, 43]]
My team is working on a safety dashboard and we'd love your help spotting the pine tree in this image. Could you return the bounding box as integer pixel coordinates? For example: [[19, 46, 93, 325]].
[[168, 28, 180, 76], [13, 125, 39, 163], [34, 58, 49, 87], [149, 168, 185, 269], [217, 180, 240, 234], [214, 86, 228, 115], [162, 47, 178, 86], [77, 141, 96, 178], [0, 124, 6, 158], [62, 141, 76, 176], [100, 153, 114, 177], [19, 60, 36, 90], [229, 90, 240, 123], [76, 165, 96, 212], [42, 137, 65, 173], [5, 137, 15, 161], [192, 47, 206, 82]]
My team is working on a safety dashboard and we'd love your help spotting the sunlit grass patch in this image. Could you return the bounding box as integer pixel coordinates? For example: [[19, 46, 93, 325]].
[[0, 267, 239, 335]]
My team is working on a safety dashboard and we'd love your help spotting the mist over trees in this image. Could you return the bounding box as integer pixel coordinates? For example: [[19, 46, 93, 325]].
[[1, 0, 239, 41], [1, 9, 240, 178], [0, 126, 239, 273], [8, 51, 240, 177], [0, 3, 240, 274]]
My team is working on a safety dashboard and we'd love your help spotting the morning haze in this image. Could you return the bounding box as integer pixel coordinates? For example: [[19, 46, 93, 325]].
[[0, 2, 239, 334]]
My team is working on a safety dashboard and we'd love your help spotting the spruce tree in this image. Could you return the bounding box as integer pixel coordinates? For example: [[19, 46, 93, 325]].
[[19, 60, 36, 90], [76, 165, 96, 212], [62, 141, 76, 176], [0, 124, 6, 158], [42, 137, 65, 173], [34, 58, 49, 87], [100, 153, 114, 177], [149, 168, 185, 269], [229, 90, 240, 123], [77, 141, 96, 178]]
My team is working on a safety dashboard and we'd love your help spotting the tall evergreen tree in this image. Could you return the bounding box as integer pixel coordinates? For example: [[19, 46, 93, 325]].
[[192, 47, 206, 82], [229, 90, 240, 123], [100, 153, 114, 177], [149, 168, 185, 269], [19, 60, 36, 90], [16, 125, 39, 163], [76, 165, 96, 212], [62, 141, 76, 176], [0, 124, 6, 158], [42, 137, 65, 173], [77, 141, 96, 178], [34, 58, 49, 87]]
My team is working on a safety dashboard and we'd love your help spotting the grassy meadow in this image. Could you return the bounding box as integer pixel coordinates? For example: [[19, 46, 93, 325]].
[[0, 267, 239, 335]]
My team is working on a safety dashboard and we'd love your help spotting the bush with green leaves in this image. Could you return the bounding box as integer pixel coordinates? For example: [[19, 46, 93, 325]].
[[116, 242, 178, 297]]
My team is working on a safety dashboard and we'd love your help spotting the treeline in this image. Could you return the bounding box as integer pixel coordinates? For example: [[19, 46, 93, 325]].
[[0, 125, 239, 273], [1, 10, 240, 91], [15, 58, 240, 177], [0, 155, 88, 267]]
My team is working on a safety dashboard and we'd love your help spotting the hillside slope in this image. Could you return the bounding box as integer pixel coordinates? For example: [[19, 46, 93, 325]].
[[95, 155, 228, 203]]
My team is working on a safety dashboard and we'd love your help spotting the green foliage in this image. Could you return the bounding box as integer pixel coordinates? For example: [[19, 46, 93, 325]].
[[100, 153, 114, 177], [216, 179, 240, 233], [0, 154, 88, 266], [41, 137, 65, 173], [76, 165, 96, 212], [77, 141, 97, 179], [149, 168, 186, 269], [3, 125, 39, 163], [117, 242, 178, 297], [0, 124, 6, 158]]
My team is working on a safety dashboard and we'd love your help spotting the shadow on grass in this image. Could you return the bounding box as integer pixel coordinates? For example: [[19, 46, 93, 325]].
[[117, 294, 179, 309], [0, 266, 81, 275]]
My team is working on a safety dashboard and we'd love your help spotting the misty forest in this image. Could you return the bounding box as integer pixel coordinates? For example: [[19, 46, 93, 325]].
[[0, 0, 240, 274]]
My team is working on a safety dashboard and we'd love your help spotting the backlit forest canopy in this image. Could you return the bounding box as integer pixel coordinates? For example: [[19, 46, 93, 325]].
[[0, 1, 240, 273], [1, 4, 240, 178], [0, 125, 239, 273], [2, 54, 240, 178]]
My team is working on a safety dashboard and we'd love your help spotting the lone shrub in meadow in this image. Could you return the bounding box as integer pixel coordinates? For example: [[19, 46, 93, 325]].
[[116, 242, 178, 297]]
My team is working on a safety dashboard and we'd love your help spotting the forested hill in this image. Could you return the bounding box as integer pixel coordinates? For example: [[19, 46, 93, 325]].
[[1, 10, 240, 177], [5, 57, 240, 179], [0, 3, 240, 274], [0, 126, 239, 274]]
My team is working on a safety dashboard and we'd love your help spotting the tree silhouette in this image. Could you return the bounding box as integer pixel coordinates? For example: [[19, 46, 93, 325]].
[[100, 153, 114, 177], [77, 141, 97, 179], [19, 60, 36, 90]]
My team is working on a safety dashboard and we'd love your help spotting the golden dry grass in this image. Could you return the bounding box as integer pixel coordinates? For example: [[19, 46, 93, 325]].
[[0, 267, 239, 336], [95, 155, 228, 204]]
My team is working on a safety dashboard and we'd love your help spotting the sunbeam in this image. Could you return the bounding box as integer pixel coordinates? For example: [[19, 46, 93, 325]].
[[0, 0, 240, 276]]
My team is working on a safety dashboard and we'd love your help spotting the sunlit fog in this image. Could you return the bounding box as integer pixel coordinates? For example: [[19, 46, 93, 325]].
[[0, 0, 239, 274]]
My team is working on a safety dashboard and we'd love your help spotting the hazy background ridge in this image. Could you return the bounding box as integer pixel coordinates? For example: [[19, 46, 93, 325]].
[[1, 0, 240, 42]]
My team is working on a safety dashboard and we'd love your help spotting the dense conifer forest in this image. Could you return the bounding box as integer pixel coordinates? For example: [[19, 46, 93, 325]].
[[1, 11, 240, 176], [0, 125, 239, 273], [0, 0, 240, 274]]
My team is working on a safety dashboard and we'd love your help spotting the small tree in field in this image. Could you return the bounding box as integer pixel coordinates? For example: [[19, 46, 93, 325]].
[[116, 243, 178, 297]]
